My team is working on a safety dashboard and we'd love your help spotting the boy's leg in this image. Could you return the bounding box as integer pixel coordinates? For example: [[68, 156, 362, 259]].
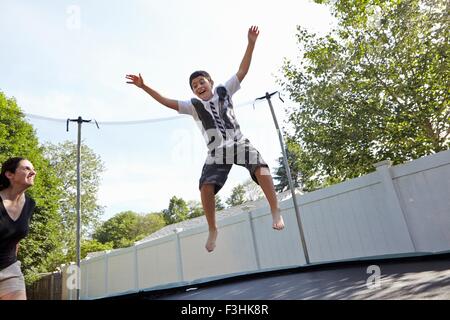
[[236, 139, 285, 230], [254, 166, 285, 230], [198, 158, 232, 252], [200, 183, 218, 252]]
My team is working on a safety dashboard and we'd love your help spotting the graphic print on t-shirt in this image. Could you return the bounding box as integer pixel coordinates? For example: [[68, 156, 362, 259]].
[[178, 75, 244, 151]]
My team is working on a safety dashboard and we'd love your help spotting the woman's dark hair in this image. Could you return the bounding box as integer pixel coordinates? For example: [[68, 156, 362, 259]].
[[189, 70, 212, 89], [0, 157, 25, 190]]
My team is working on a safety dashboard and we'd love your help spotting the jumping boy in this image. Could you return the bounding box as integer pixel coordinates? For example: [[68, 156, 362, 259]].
[[126, 26, 284, 252]]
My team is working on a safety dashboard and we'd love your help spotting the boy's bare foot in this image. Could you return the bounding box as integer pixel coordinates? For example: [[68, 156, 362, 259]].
[[205, 229, 218, 252], [272, 210, 285, 230]]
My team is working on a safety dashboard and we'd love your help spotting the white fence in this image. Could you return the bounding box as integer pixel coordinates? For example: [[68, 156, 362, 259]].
[[66, 149, 450, 299]]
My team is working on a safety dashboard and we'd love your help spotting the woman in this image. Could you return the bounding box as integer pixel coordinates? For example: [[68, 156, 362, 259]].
[[0, 157, 36, 300]]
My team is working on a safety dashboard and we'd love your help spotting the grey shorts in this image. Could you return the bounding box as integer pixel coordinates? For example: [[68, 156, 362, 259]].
[[199, 139, 268, 194], [0, 261, 26, 298]]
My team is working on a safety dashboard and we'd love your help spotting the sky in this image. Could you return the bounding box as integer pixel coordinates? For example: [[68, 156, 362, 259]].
[[0, 0, 336, 221]]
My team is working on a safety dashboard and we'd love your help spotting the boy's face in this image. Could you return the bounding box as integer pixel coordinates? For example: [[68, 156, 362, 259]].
[[191, 76, 214, 101]]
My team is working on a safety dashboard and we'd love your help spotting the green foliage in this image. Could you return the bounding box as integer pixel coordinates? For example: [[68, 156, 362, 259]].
[[278, 0, 449, 187], [274, 139, 307, 192], [215, 195, 225, 211], [0, 92, 64, 284], [162, 196, 190, 224], [81, 239, 113, 259], [187, 200, 205, 218], [241, 178, 264, 201], [43, 141, 105, 262], [93, 211, 165, 248], [225, 180, 264, 206], [134, 212, 166, 241], [226, 184, 246, 207]]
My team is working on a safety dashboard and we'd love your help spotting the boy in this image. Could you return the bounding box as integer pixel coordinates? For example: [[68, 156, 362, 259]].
[[126, 26, 284, 252]]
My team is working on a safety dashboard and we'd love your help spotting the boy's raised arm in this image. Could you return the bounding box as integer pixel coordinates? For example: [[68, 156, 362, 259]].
[[126, 73, 179, 111], [236, 26, 259, 83]]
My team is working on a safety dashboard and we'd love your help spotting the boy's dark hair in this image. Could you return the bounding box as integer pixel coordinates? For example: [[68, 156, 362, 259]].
[[0, 157, 25, 190], [189, 71, 212, 90]]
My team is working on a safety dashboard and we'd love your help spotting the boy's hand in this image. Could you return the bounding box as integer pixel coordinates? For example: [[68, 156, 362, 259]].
[[126, 73, 144, 88], [248, 25, 259, 45]]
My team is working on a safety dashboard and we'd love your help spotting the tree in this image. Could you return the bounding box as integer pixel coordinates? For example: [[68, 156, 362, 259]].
[[81, 239, 113, 259], [279, 0, 449, 188], [1, 92, 64, 284], [215, 195, 225, 211], [94, 211, 139, 248], [43, 141, 105, 261], [241, 178, 264, 201], [273, 138, 323, 192], [187, 200, 204, 218], [93, 211, 166, 248], [226, 184, 246, 207], [162, 196, 190, 224], [134, 213, 166, 241]]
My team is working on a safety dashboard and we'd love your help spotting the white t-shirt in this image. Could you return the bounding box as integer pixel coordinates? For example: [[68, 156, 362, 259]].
[[178, 75, 245, 151]]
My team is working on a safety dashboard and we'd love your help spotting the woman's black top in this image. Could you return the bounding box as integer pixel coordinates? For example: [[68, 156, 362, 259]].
[[0, 195, 35, 270]]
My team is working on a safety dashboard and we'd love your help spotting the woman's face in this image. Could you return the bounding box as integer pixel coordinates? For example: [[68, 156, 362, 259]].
[[8, 160, 36, 188]]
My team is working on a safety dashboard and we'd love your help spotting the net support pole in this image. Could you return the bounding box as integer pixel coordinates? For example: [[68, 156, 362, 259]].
[[259, 92, 310, 264]]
